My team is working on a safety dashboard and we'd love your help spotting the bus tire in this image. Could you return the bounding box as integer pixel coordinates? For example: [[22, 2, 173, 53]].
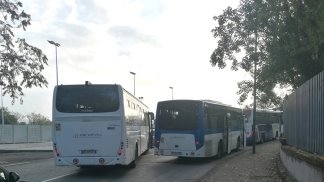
[[260, 135, 265, 144], [236, 137, 240, 151], [217, 141, 223, 158], [129, 144, 138, 168]]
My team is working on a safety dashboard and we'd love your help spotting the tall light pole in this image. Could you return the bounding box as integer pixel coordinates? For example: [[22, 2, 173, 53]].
[[0, 81, 3, 131], [169, 86, 173, 100], [130, 71, 136, 96], [1, 84, 3, 127], [47, 40, 60, 86]]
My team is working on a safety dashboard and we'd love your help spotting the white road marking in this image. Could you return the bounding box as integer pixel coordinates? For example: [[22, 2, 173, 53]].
[[3, 162, 30, 167], [41, 172, 77, 182]]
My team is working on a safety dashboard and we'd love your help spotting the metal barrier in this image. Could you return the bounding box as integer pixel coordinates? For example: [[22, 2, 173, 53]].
[[283, 71, 324, 155], [0, 125, 52, 143]]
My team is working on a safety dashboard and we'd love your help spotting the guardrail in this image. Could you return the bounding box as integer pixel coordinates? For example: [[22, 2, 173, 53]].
[[0, 125, 52, 143], [283, 71, 324, 155]]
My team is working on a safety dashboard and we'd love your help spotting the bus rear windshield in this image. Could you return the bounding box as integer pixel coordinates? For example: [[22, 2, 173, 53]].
[[157, 101, 199, 130], [56, 85, 119, 113]]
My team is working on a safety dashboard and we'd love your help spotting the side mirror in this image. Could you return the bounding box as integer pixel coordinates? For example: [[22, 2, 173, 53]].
[[149, 112, 154, 120], [0, 166, 9, 181], [9, 172, 20, 182]]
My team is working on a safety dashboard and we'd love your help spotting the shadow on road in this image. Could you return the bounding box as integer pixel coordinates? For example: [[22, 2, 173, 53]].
[[74, 166, 133, 179]]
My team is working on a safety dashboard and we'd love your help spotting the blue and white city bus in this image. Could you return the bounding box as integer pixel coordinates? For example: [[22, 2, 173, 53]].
[[52, 82, 154, 168], [243, 108, 282, 145], [154, 100, 243, 158]]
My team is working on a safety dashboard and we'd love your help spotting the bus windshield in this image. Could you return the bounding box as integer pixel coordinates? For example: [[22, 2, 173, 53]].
[[56, 85, 119, 113], [157, 101, 199, 130]]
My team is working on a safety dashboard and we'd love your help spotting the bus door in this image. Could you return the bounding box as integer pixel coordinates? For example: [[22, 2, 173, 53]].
[[223, 112, 232, 154], [223, 114, 229, 154]]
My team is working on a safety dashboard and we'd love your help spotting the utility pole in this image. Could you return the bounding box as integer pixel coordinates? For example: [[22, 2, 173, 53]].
[[47, 40, 61, 85], [252, 17, 259, 154], [130, 71, 136, 96], [169, 86, 173, 100]]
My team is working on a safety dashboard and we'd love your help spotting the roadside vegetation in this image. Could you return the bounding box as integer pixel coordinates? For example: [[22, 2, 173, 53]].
[[0, 0, 48, 104], [211, 0, 324, 109], [0, 107, 51, 125]]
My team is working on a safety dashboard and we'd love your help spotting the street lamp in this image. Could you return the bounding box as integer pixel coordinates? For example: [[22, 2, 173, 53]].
[[1, 77, 3, 128], [47, 40, 60, 86], [130, 71, 136, 96], [169, 86, 173, 100]]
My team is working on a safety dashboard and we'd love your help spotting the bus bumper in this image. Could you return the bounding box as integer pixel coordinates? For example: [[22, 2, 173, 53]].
[[54, 156, 125, 166]]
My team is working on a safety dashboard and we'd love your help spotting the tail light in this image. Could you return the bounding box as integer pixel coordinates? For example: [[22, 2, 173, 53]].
[[118, 142, 123, 156], [53, 143, 60, 157], [118, 148, 122, 156]]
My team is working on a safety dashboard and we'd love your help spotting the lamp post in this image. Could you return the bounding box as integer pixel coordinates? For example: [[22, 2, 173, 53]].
[[130, 71, 136, 96], [47, 40, 60, 86], [1, 78, 3, 128], [169, 86, 173, 100]]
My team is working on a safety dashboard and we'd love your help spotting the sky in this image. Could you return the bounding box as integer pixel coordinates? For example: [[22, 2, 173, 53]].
[[3, 0, 253, 119]]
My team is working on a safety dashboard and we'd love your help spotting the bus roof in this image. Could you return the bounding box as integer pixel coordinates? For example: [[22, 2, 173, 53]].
[[157, 99, 242, 111], [55, 83, 149, 109]]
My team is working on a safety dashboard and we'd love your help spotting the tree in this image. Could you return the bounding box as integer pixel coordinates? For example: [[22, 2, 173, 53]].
[[210, 0, 324, 108], [26, 112, 51, 125], [0, 107, 18, 124], [0, 0, 48, 104]]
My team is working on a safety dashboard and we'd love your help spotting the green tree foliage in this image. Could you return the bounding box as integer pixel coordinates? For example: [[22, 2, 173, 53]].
[[0, 107, 18, 124], [210, 0, 324, 108], [0, 0, 48, 104], [26, 112, 51, 125]]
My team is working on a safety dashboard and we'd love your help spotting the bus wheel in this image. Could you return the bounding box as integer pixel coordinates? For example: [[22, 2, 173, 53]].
[[236, 138, 240, 151], [217, 141, 223, 158], [260, 135, 265, 144], [129, 145, 138, 168]]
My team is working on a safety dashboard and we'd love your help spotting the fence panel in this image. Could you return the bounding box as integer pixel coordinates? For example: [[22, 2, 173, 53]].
[[41, 125, 52, 142], [0, 125, 52, 143], [0, 125, 13, 143], [28, 125, 41, 143], [284, 71, 324, 155], [13, 125, 28, 143]]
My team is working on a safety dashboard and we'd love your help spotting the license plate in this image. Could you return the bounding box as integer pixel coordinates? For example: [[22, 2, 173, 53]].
[[80, 149, 97, 154], [171, 151, 182, 155]]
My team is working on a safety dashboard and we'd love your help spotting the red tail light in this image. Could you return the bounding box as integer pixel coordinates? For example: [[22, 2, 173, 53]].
[[53, 143, 60, 157], [118, 148, 122, 156]]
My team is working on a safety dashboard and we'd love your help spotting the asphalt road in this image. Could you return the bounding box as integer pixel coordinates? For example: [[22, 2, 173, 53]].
[[1, 149, 244, 182]]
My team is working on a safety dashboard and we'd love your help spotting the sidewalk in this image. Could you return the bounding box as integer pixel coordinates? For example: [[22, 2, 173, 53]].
[[200, 140, 291, 182], [0, 142, 53, 152]]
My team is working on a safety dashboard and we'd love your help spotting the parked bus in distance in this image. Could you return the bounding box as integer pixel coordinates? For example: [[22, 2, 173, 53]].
[[256, 124, 273, 143], [271, 123, 280, 139], [243, 108, 282, 145], [154, 100, 243, 158], [52, 82, 154, 168]]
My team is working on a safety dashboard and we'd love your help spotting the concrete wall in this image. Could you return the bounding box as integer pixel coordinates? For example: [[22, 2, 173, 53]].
[[280, 147, 324, 182], [0, 125, 52, 143]]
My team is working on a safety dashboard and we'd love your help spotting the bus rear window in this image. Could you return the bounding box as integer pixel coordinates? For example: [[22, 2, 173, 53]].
[[157, 101, 199, 130], [56, 85, 119, 113]]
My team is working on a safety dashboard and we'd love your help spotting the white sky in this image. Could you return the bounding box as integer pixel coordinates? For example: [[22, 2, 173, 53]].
[[3, 0, 253, 119]]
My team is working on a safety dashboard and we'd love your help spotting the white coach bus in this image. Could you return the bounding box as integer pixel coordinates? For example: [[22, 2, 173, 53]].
[[52, 82, 153, 168], [154, 100, 243, 158]]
